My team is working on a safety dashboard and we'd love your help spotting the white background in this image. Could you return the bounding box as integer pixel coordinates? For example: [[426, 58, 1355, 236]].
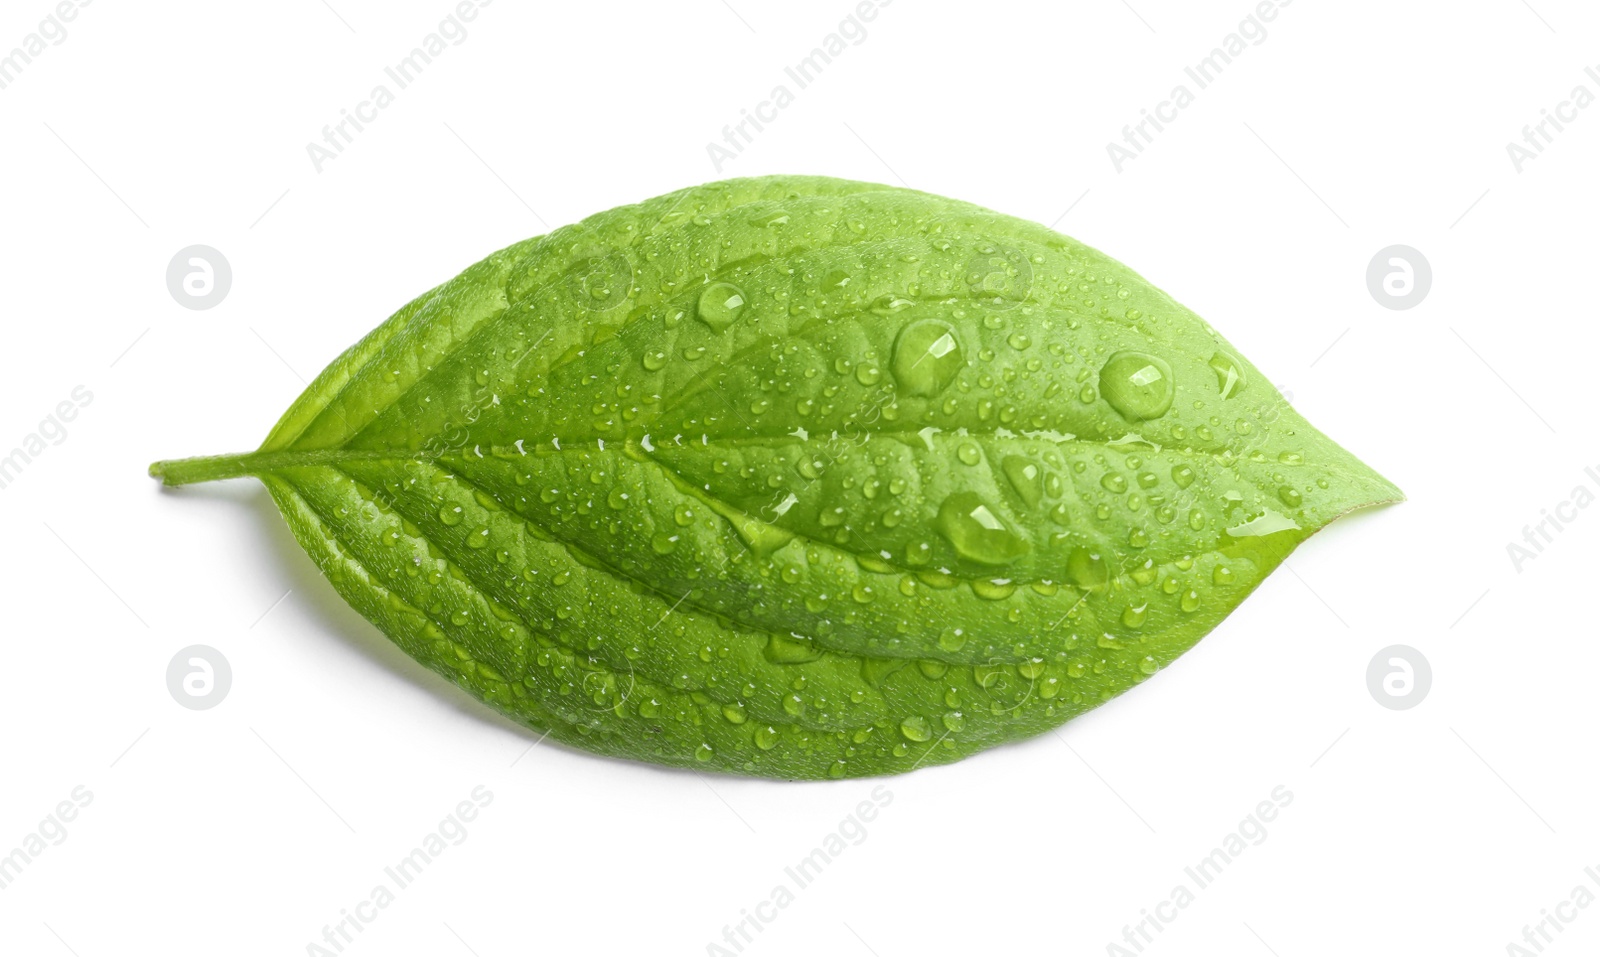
[[1, 1, 1596, 954]]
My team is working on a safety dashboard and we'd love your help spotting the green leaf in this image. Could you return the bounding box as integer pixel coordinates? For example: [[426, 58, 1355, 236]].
[[151, 175, 1400, 779]]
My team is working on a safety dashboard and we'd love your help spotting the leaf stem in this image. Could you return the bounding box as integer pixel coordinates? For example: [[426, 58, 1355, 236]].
[[148, 452, 272, 486], [149, 448, 419, 485]]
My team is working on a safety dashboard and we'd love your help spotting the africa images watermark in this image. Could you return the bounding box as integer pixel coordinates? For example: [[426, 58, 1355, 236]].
[[304, 785, 494, 955], [705, 785, 893, 955], [1106, 785, 1294, 955], [1503, 866, 1600, 956], [0, 385, 94, 493], [1505, 63, 1600, 173], [1106, 0, 1295, 173], [1505, 463, 1600, 573], [0, 0, 94, 93], [706, 0, 895, 174], [0, 785, 94, 893], [305, 0, 495, 173]]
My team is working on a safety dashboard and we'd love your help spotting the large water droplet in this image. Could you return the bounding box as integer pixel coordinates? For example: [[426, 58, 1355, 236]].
[[900, 716, 933, 742], [935, 493, 1029, 565], [697, 282, 747, 332], [1208, 350, 1246, 398], [1002, 456, 1043, 507], [1100, 351, 1174, 420], [764, 632, 823, 664], [971, 579, 1016, 600], [892, 319, 964, 397]]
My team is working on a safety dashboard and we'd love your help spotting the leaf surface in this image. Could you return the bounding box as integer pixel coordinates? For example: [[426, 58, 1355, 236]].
[[152, 176, 1399, 779]]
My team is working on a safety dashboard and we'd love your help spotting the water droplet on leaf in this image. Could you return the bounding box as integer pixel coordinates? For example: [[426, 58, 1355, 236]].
[[1100, 351, 1174, 420]]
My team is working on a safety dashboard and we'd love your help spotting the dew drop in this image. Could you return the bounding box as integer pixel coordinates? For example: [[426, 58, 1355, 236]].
[[892, 319, 964, 397], [900, 716, 933, 742], [696, 282, 747, 332], [1002, 456, 1043, 507], [1099, 352, 1175, 420], [935, 493, 1029, 565], [971, 579, 1016, 600], [1207, 351, 1246, 398], [765, 633, 823, 664]]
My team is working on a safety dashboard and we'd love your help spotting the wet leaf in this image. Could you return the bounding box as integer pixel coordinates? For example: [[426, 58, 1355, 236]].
[[151, 176, 1400, 778]]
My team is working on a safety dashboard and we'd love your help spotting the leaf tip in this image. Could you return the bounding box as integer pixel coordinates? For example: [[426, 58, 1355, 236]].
[[1370, 469, 1405, 506]]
